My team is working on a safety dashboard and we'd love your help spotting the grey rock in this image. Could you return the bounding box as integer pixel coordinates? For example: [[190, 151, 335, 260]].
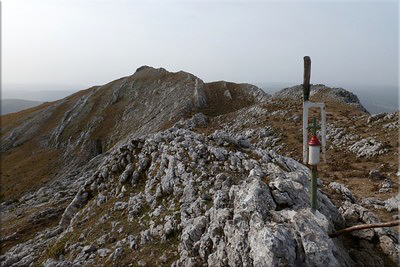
[[380, 179, 393, 189], [349, 138, 386, 158], [367, 113, 386, 124], [224, 90, 232, 100], [128, 193, 145, 221], [128, 235, 138, 250], [350, 228, 375, 241], [379, 235, 400, 265], [182, 216, 208, 250], [248, 222, 297, 266], [96, 234, 109, 247], [369, 169, 386, 180], [97, 194, 106, 206], [111, 247, 124, 261], [384, 194, 400, 212], [97, 248, 111, 257], [82, 244, 96, 254], [209, 147, 227, 161], [119, 163, 133, 184], [329, 182, 356, 203], [59, 189, 90, 228], [114, 201, 128, 211]]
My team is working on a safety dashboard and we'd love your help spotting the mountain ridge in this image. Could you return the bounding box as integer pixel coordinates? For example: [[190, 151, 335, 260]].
[[0, 66, 270, 202], [1, 67, 398, 266]]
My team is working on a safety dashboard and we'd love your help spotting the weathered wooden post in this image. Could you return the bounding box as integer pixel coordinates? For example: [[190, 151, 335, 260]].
[[302, 56, 327, 210], [303, 56, 311, 101]]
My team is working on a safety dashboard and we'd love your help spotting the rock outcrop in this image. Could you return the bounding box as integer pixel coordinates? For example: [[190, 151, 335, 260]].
[[273, 84, 369, 113], [0, 122, 349, 266], [1, 117, 398, 266]]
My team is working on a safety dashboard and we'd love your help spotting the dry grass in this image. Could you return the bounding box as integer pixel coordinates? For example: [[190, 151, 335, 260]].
[[0, 203, 67, 254], [0, 86, 108, 204], [200, 82, 255, 117], [0, 87, 98, 203], [0, 102, 53, 131], [0, 140, 61, 202]]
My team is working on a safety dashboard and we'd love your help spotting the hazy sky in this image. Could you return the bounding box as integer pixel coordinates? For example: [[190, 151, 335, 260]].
[[2, 0, 399, 89]]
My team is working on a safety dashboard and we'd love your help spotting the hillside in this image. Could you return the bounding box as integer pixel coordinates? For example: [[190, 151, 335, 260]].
[[0, 66, 268, 203], [0, 67, 399, 266], [1, 99, 43, 115]]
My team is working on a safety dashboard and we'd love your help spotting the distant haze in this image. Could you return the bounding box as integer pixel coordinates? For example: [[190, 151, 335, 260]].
[[2, 0, 398, 89], [2, 84, 82, 101]]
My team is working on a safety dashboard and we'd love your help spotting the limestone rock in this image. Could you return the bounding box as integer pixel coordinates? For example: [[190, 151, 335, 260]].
[[329, 182, 356, 203]]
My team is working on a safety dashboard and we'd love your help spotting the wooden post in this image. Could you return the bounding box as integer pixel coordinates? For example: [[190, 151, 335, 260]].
[[329, 220, 400, 238], [303, 56, 311, 101]]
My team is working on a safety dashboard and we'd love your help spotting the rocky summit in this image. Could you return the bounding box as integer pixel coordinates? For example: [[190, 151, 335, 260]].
[[0, 67, 399, 267]]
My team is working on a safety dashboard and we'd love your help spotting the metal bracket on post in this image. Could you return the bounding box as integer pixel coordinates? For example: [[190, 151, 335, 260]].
[[303, 102, 326, 164]]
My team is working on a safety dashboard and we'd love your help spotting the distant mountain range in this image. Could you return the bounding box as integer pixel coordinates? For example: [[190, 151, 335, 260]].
[[1, 99, 43, 115], [1, 86, 80, 115], [2, 89, 80, 102]]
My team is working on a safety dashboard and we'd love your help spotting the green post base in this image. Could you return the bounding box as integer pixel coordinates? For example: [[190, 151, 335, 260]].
[[311, 165, 318, 210]]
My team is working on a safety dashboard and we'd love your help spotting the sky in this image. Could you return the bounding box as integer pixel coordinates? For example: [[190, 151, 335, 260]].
[[2, 0, 399, 90]]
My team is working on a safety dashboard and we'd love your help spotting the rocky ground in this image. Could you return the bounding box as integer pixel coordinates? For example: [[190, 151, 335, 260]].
[[0, 67, 399, 266]]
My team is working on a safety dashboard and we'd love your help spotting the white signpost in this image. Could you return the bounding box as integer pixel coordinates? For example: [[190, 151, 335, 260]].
[[302, 56, 327, 210], [303, 101, 327, 165]]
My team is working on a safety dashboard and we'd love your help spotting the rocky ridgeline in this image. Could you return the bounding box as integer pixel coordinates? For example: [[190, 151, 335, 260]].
[[1, 66, 269, 176], [273, 84, 369, 113], [1, 113, 399, 267], [1, 67, 211, 163]]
